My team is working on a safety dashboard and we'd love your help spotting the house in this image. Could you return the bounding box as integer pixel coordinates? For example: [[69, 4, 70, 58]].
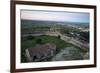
[[25, 43, 56, 62]]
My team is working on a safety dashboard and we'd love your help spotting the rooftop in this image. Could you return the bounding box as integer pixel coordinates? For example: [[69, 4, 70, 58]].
[[27, 43, 56, 57]]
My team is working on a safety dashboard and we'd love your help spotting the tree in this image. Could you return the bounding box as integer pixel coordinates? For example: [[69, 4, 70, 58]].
[[27, 35, 35, 40], [57, 35, 61, 39], [36, 39, 43, 44]]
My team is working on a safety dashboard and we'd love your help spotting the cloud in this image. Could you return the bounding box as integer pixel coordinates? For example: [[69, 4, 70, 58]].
[[21, 10, 90, 23]]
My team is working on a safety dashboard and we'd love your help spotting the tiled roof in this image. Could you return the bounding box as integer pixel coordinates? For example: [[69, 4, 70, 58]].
[[27, 43, 56, 57]]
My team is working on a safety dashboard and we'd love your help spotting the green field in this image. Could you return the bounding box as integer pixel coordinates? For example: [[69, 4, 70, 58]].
[[21, 35, 85, 62], [21, 35, 71, 62]]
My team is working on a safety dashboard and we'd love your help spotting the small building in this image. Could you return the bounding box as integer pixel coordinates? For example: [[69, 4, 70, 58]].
[[25, 43, 56, 62]]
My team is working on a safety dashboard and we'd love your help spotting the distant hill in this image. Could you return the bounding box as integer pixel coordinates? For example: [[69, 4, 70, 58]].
[[21, 19, 57, 25], [21, 19, 89, 25], [21, 19, 89, 27]]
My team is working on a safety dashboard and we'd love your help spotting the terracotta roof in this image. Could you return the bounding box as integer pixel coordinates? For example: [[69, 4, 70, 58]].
[[27, 43, 56, 57]]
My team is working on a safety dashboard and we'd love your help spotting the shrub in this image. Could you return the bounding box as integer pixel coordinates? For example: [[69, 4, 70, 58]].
[[27, 36, 35, 40], [36, 38, 43, 44], [57, 35, 61, 39]]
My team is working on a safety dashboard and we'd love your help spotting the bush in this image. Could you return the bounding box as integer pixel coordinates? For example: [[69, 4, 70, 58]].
[[36, 38, 43, 44], [57, 35, 61, 39], [27, 36, 35, 40]]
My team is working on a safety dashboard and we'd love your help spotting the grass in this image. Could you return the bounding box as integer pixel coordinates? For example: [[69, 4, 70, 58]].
[[21, 35, 71, 50], [21, 35, 84, 62]]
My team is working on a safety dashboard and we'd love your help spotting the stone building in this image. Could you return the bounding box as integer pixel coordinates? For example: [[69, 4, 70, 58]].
[[25, 43, 56, 62]]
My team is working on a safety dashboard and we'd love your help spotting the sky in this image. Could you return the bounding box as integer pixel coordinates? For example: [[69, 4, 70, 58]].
[[21, 10, 90, 23]]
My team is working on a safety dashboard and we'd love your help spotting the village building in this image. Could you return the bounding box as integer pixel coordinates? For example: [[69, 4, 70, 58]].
[[25, 43, 56, 62]]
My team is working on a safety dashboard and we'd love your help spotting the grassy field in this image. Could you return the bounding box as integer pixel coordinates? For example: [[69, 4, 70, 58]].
[[21, 35, 84, 62]]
